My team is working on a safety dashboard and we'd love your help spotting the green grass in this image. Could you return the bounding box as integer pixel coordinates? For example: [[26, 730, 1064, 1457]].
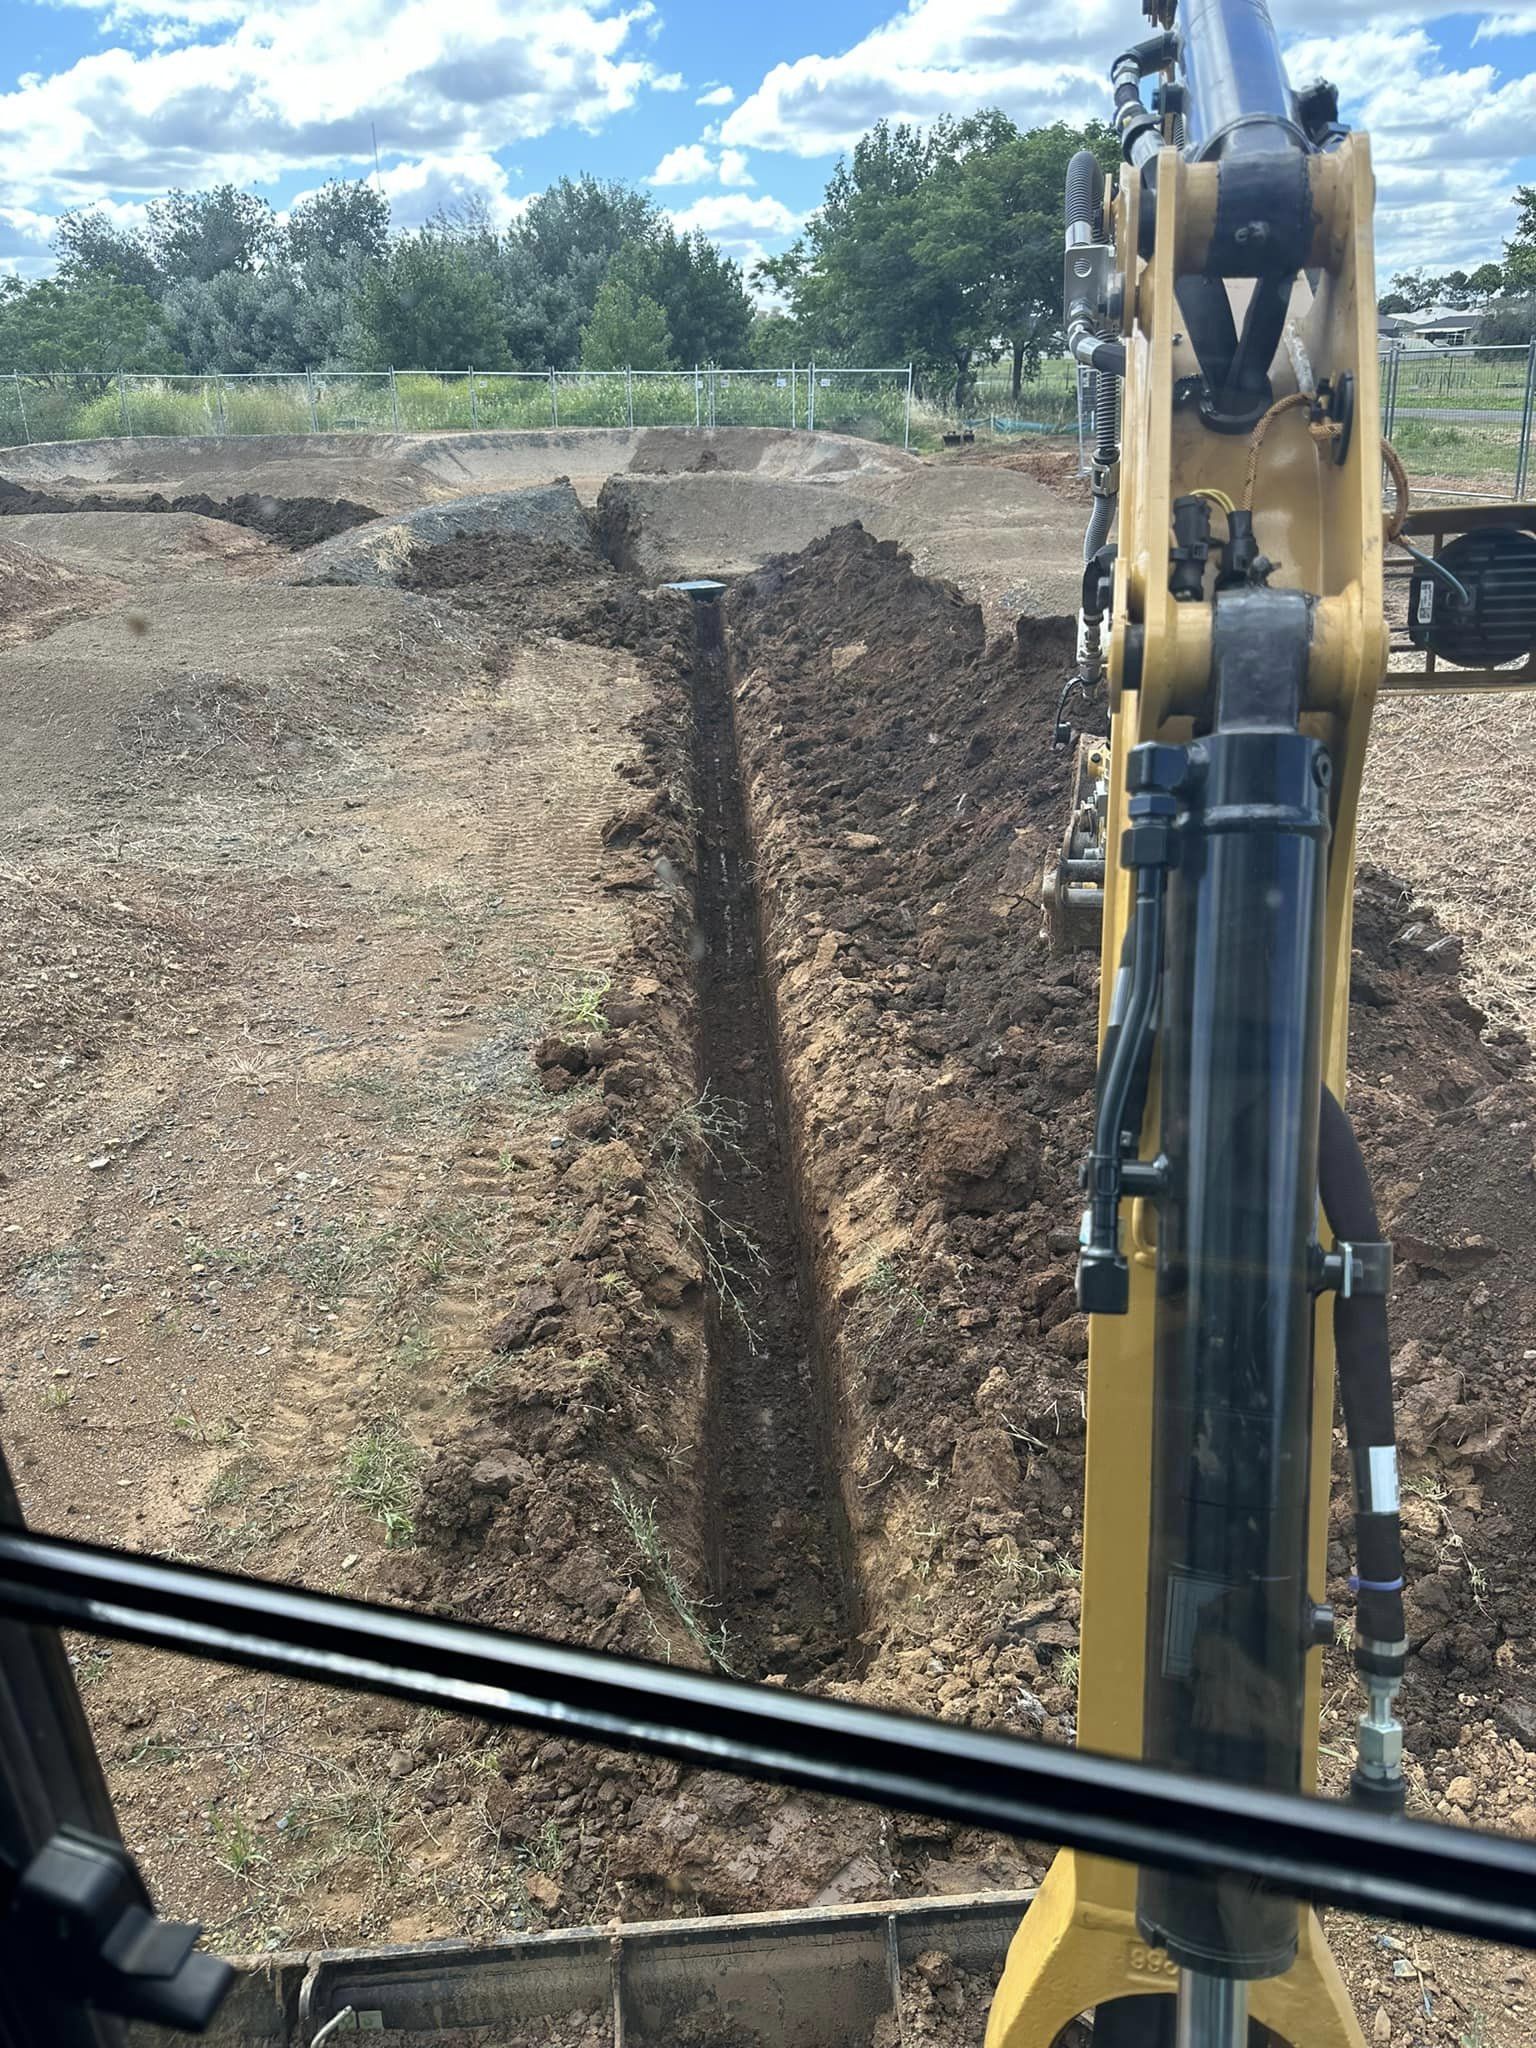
[[339, 1424, 420, 1546], [1386, 416, 1518, 485], [0, 367, 916, 449], [611, 1480, 733, 1672]]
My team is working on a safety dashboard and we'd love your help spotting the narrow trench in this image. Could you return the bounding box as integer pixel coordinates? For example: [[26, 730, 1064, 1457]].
[[684, 594, 857, 1684]]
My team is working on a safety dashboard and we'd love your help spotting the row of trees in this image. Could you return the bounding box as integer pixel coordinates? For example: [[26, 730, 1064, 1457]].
[[1377, 186, 1536, 337], [0, 177, 757, 380], [41, 108, 1536, 396], [756, 114, 1117, 401], [0, 113, 1119, 402]]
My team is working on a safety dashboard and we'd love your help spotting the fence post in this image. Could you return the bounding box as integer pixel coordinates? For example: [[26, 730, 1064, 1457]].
[[117, 369, 130, 438], [625, 365, 633, 430], [808, 362, 816, 435], [1518, 340, 1536, 500], [388, 366, 400, 432], [213, 375, 226, 437], [306, 367, 319, 433], [904, 363, 913, 452], [1381, 347, 1398, 443], [13, 371, 29, 445], [694, 367, 701, 430], [468, 368, 478, 430], [549, 368, 559, 428]]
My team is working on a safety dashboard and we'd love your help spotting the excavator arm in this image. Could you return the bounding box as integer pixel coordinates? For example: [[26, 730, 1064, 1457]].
[[1004, 3, 1401, 2043]]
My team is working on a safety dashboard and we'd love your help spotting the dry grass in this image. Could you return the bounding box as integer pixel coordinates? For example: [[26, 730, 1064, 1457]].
[[1360, 690, 1536, 1035]]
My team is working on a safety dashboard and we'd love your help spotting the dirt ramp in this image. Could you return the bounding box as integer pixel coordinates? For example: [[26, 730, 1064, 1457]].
[[0, 476, 375, 549], [598, 474, 880, 579], [2, 509, 278, 584], [0, 532, 123, 646], [289, 480, 593, 587], [0, 428, 914, 507]]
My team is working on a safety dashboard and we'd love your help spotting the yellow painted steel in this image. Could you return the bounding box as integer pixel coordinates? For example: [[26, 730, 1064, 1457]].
[[986, 134, 1386, 2048]]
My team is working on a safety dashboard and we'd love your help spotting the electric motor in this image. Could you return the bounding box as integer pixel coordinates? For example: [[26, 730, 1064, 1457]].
[[1408, 525, 1536, 666]]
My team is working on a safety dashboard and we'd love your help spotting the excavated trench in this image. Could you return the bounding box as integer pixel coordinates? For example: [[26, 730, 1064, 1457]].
[[683, 593, 857, 1683]]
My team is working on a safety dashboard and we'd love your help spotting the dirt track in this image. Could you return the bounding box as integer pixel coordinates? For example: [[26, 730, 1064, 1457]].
[[0, 428, 1534, 2046]]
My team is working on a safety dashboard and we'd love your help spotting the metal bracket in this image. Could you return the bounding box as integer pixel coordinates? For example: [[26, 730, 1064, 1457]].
[[4, 1826, 232, 2031], [1314, 1239, 1392, 1298]]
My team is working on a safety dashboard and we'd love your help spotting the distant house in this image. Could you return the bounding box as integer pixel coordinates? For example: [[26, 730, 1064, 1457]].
[[1379, 305, 1474, 346]]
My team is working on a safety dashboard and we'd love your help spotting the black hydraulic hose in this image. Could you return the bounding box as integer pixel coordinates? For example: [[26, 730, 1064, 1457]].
[[1318, 1086, 1405, 1654], [1065, 148, 1100, 235], [1319, 1084, 1407, 1815], [1094, 364, 1120, 468], [1077, 864, 1164, 1312]]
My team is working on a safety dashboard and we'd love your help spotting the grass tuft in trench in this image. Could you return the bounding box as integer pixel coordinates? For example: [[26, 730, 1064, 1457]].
[[611, 1479, 734, 1673]]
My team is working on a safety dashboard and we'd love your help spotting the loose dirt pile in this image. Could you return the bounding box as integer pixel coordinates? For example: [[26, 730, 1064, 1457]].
[[0, 531, 121, 645], [0, 477, 376, 549]]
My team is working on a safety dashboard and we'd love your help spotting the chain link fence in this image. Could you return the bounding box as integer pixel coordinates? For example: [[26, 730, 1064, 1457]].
[[1078, 344, 1536, 498], [0, 364, 915, 453], [1380, 343, 1536, 499]]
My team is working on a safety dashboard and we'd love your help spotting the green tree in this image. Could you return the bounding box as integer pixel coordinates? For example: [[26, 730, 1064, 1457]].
[[1507, 186, 1536, 294], [1378, 269, 1438, 315], [506, 176, 661, 366], [1379, 258, 1506, 316], [145, 185, 279, 282], [925, 113, 1118, 395], [52, 210, 161, 294], [286, 180, 390, 267], [745, 311, 805, 366], [160, 268, 306, 372], [753, 112, 1113, 403], [757, 119, 974, 392], [613, 227, 752, 364], [0, 276, 181, 377], [351, 237, 512, 368], [579, 279, 674, 368]]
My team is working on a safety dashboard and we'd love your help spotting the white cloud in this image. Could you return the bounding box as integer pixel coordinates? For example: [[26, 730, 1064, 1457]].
[[652, 71, 685, 92], [0, 0, 676, 215], [666, 193, 801, 241], [719, 0, 1536, 277], [696, 83, 735, 106], [0, 204, 57, 268], [720, 0, 1113, 160], [648, 143, 715, 186], [366, 152, 532, 231], [1282, 21, 1529, 271], [650, 143, 757, 191]]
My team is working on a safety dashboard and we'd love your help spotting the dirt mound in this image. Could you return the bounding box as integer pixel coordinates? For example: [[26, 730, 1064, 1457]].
[[727, 525, 1095, 1744], [0, 532, 121, 644], [596, 474, 880, 581], [0, 477, 375, 549], [289, 481, 592, 586]]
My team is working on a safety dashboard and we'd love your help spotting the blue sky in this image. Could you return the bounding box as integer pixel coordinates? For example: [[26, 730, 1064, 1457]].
[[3, 0, 1535, 289]]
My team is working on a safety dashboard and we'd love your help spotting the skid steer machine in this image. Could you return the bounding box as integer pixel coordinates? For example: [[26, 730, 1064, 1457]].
[[1023, 0, 1536, 2044]]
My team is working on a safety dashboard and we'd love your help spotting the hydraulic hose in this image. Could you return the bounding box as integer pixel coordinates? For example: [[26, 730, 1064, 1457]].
[[1083, 487, 1115, 567], [1318, 1084, 1407, 1814], [1065, 148, 1100, 237], [1076, 860, 1164, 1315]]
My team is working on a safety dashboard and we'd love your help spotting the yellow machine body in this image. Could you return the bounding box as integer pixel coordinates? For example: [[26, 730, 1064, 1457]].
[[986, 134, 1387, 2047]]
